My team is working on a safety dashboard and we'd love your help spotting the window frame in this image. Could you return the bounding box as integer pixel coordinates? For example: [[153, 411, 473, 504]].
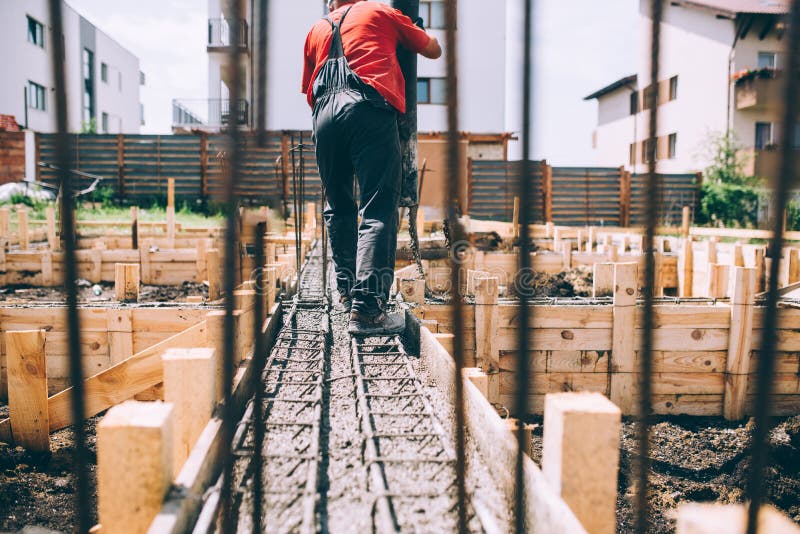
[[668, 133, 677, 159], [755, 121, 774, 150], [101, 112, 109, 133], [101, 63, 108, 83], [27, 16, 44, 48], [629, 91, 639, 115], [419, 1, 447, 30], [669, 76, 678, 101], [417, 77, 446, 105], [758, 51, 778, 69], [28, 81, 46, 111]]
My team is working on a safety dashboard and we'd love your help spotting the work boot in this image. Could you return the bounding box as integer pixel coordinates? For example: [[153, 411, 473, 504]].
[[348, 309, 405, 337]]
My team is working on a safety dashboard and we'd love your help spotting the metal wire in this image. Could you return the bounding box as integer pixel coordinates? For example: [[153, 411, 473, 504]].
[[514, 1, 534, 532], [47, 1, 90, 531], [219, 0, 246, 530], [635, 1, 663, 532], [746, 3, 800, 533], [443, 0, 468, 531]]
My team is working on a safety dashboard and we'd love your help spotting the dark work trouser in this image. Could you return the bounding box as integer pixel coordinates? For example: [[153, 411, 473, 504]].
[[313, 99, 401, 315]]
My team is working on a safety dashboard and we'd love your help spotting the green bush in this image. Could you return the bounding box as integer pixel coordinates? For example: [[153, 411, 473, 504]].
[[698, 181, 759, 227]]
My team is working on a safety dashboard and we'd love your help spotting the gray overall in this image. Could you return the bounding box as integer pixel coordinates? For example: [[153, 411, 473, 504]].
[[311, 6, 402, 316]]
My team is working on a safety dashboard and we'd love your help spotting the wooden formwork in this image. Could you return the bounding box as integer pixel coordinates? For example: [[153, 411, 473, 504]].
[[411, 264, 800, 421]]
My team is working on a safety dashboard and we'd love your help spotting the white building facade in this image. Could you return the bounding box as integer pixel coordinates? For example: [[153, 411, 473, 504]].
[[0, 0, 144, 134], [182, 0, 509, 135], [585, 0, 788, 176]]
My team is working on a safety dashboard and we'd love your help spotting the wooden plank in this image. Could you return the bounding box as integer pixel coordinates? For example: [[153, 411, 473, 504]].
[[652, 394, 723, 416], [108, 308, 134, 366], [677, 503, 800, 534], [474, 276, 499, 371], [611, 263, 638, 412], [652, 351, 727, 373], [7, 330, 49, 451], [115, 263, 140, 302]]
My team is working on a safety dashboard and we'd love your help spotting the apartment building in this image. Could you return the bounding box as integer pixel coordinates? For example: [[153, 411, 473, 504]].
[[0, 0, 144, 134], [175, 0, 509, 136], [584, 0, 788, 176]]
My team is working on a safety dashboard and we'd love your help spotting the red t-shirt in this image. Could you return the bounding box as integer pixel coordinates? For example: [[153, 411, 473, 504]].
[[302, 2, 431, 113]]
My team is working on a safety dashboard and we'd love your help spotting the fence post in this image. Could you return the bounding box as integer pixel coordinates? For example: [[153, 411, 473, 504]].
[[610, 262, 638, 414], [679, 237, 694, 297], [541, 160, 553, 223], [7, 329, 49, 452], [117, 133, 125, 202], [723, 267, 756, 421], [166, 178, 176, 248], [619, 167, 631, 227], [200, 132, 208, 199]]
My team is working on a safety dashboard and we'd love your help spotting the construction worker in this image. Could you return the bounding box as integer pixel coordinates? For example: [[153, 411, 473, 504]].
[[302, 0, 442, 336]]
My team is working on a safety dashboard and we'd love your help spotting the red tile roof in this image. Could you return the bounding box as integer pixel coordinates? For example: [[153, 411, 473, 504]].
[[0, 115, 20, 132]]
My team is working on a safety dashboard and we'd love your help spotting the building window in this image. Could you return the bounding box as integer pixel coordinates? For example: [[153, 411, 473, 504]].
[[140, 71, 146, 86], [140, 103, 145, 126], [28, 81, 46, 111], [668, 133, 677, 159], [669, 76, 678, 101], [629, 143, 636, 165], [642, 138, 656, 163], [118, 72, 123, 92], [755, 122, 774, 149], [101, 112, 109, 133], [420, 1, 446, 29], [101, 63, 108, 83], [629, 91, 639, 115], [27, 16, 44, 48], [758, 52, 777, 69], [418, 77, 446, 104], [642, 85, 656, 111], [82, 48, 95, 124]]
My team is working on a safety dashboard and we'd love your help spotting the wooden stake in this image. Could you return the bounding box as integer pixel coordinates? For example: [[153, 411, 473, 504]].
[[7, 329, 49, 451], [140, 238, 153, 284], [543, 392, 621, 534], [679, 238, 694, 298], [654, 251, 664, 297], [162, 348, 216, 474], [45, 205, 58, 250], [512, 196, 520, 240], [97, 401, 174, 534], [474, 276, 499, 372], [264, 266, 277, 313], [107, 309, 134, 366], [562, 241, 572, 271], [723, 267, 756, 421], [789, 248, 800, 284], [682, 205, 691, 239], [587, 227, 596, 253], [754, 247, 766, 292], [676, 503, 800, 534], [0, 207, 9, 237], [415, 207, 425, 239], [18, 209, 28, 250], [166, 178, 176, 249], [707, 263, 729, 298], [610, 262, 638, 413], [115, 263, 140, 302], [41, 251, 53, 286], [206, 248, 221, 301], [593, 263, 614, 298], [733, 243, 744, 268], [196, 238, 209, 282], [463, 367, 489, 399], [131, 206, 139, 250]]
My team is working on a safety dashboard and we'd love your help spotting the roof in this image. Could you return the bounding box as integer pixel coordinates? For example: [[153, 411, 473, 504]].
[[671, 0, 789, 17], [583, 75, 638, 101]]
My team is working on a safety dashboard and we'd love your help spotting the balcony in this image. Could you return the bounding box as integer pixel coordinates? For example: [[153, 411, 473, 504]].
[[735, 74, 782, 111], [207, 18, 249, 51], [740, 148, 800, 179], [172, 98, 250, 132]]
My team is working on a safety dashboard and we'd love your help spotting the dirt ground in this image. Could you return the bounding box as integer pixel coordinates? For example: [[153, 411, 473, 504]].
[[0, 401, 100, 533], [520, 267, 595, 298], [527, 414, 800, 533], [0, 281, 208, 304]]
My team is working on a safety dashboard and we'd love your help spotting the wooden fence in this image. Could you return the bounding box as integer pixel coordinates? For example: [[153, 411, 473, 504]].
[[468, 161, 701, 227], [36, 132, 322, 206]]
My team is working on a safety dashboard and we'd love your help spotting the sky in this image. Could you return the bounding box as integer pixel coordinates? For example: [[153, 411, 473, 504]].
[[66, 0, 640, 165]]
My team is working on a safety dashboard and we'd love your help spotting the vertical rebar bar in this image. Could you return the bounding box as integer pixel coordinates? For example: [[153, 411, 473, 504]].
[[746, 3, 800, 533], [635, 1, 663, 532], [219, 0, 245, 530], [514, 1, 534, 532], [251, 221, 267, 532], [443, 0, 468, 532], [256, 0, 269, 148], [47, 1, 90, 531]]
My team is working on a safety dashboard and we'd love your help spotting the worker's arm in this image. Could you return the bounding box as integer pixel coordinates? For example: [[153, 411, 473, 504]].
[[420, 36, 442, 59]]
